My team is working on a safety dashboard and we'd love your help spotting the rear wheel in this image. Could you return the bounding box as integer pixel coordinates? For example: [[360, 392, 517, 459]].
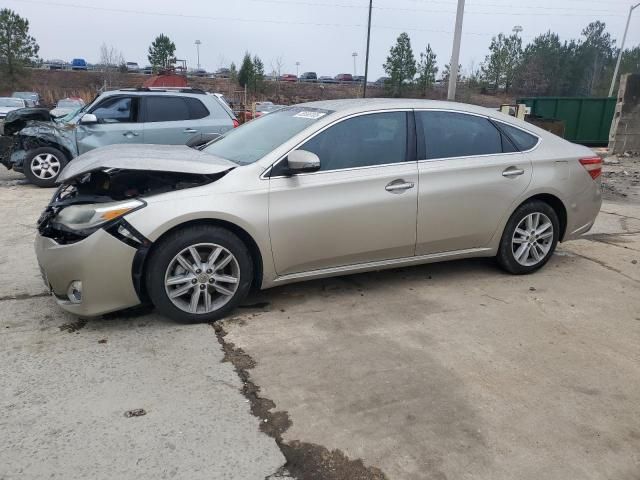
[[23, 147, 68, 187], [146, 226, 253, 323], [497, 200, 560, 275]]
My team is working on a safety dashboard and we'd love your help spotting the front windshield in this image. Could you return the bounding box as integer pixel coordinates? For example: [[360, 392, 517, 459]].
[[56, 103, 88, 123], [203, 107, 332, 165], [0, 98, 24, 107]]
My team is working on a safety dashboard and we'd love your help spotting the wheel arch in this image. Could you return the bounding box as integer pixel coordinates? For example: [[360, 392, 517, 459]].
[[517, 193, 568, 241], [19, 136, 74, 166], [136, 218, 264, 300]]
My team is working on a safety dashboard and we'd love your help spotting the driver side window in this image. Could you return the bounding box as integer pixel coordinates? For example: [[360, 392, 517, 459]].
[[90, 96, 137, 123], [300, 112, 408, 171]]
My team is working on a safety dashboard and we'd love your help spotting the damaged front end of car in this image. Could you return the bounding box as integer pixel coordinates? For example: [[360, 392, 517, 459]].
[[37, 167, 232, 303], [1, 109, 77, 171]]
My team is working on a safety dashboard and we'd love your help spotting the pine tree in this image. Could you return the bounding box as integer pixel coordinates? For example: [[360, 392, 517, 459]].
[[238, 52, 253, 89], [0, 8, 39, 80], [383, 32, 417, 96], [147, 34, 176, 72], [416, 44, 438, 96]]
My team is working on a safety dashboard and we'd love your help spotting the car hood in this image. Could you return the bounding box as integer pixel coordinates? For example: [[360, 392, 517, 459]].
[[0, 106, 21, 114], [58, 144, 236, 182]]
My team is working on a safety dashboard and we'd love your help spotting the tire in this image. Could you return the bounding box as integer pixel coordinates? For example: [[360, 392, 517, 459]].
[[497, 200, 560, 275], [23, 147, 68, 188], [145, 225, 253, 324]]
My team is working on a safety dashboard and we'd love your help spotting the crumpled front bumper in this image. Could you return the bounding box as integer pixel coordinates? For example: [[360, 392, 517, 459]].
[[35, 228, 142, 317]]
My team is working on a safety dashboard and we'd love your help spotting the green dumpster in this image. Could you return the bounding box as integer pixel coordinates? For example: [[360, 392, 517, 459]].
[[516, 97, 616, 146]]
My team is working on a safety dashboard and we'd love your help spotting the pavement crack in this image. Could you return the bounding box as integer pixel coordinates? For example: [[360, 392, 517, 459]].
[[212, 322, 388, 480], [570, 252, 639, 284], [0, 291, 50, 302]]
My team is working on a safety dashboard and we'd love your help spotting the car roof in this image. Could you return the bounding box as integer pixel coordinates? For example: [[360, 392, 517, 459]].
[[297, 98, 553, 138]]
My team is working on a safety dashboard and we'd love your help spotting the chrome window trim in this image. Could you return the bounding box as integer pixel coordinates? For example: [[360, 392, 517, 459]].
[[412, 108, 541, 164], [261, 108, 414, 180]]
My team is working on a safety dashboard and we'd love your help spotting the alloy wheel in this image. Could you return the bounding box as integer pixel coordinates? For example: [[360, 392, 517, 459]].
[[164, 243, 240, 314], [31, 153, 61, 180], [511, 212, 554, 267]]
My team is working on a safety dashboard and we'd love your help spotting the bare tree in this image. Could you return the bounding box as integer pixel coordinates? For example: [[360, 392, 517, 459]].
[[99, 43, 125, 88], [270, 56, 284, 98]]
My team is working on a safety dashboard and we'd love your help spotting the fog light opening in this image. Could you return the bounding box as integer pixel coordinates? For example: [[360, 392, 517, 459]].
[[67, 281, 82, 304]]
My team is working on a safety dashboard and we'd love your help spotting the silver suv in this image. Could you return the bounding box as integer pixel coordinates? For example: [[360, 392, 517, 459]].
[[1, 88, 237, 187]]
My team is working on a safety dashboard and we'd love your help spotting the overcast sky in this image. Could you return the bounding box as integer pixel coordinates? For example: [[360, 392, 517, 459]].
[[4, 0, 640, 79]]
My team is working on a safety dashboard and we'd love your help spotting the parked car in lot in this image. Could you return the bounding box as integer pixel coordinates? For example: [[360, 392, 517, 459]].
[[1, 88, 237, 186], [214, 68, 231, 79], [12, 91, 40, 107], [50, 97, 85, 118], [280, 74, 298, 82], [319, 76, 337, 84], [299, 72, 317, 82], [71, 58, 88, 71], [373, 76, 390, 86], [142, 65, 153, 75], [126, 62, 140, 73], [335, 73, 353, 83], [353, 75, 365, 83], [47, 59, 66, 70], [34, 99, 602, 323], [0, 97, 27, 120]]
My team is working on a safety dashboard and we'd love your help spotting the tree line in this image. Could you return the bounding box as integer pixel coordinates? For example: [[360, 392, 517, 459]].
[[383, 20, 640, 97], [2, 6, 640, 98]]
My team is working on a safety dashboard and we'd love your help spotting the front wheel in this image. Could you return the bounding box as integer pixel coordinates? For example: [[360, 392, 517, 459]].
[[497, 200, 560, 275], [145, 226, 253, 323], [23, 147, 68, 187]]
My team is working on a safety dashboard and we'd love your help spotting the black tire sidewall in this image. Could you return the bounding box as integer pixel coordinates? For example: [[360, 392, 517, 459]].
[[23, 147, 68, 188], [145, 226, 253, 324], [497, 200, 560, 275]]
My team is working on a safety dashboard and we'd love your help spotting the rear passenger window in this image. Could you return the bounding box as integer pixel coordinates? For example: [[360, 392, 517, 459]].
[[185, 98, 209, 120], [417, 111, 504, 159], [497, 122, 539, 151], [145, 96, 190, 122]]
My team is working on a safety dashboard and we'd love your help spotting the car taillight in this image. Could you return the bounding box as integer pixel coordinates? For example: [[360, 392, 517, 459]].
[[579, 157, 602, 180], [233, 119, 239, 128]]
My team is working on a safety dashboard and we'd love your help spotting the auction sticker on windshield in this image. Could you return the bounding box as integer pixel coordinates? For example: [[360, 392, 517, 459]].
[[293, 111, 327, 120]]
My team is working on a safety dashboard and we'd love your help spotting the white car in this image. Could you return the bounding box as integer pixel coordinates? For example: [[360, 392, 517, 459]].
[[0, 97, 27, 120], [50, 98, 85, 118]]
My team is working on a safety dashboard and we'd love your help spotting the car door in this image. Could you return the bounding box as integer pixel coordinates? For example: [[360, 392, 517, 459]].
[[76, 95, 142, 154], [268, 111, 418, 276], [141, 95, 216, 145], [415, 110, 533, 255]]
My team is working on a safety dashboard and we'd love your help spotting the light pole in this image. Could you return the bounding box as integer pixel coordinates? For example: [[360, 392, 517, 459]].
[[447, 0, 466, 101], [352, 52, 358, 77], [295, 61, 300, 81], [195, 40, 201, 70], [363, 0, 373, 98], [609, 2, 640, 97]]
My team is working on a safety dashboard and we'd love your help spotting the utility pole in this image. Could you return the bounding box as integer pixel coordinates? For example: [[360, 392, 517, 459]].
[[295, 61, 300, 81], [195, 40, 201, 70], [512, 25, 522, 37], [609, 2, 640, 97], [363, 0, 373, 98], [352, 52, 358, 77], [447, 0, 465, 101]]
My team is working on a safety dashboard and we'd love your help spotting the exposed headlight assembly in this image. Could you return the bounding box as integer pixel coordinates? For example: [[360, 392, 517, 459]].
[[53, 199, 145, 231]]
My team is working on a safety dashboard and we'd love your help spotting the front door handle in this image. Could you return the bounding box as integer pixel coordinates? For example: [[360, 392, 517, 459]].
[[183, 128, 198, 134], [385, 179, 415, 193], [123, 131, 139, 138], [502, 167, 525, 178]]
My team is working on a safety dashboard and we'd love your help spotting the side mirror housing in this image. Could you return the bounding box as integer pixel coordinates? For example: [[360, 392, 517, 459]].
[[286, 149, 320, 174], [79, 113, 98, 125]]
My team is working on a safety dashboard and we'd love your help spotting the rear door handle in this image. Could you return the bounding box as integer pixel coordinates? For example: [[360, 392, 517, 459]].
[[385, 180, 415, 193], [122, 131, 139, 137], [183, 128, 198, 134], [502, 167, 525, 178]]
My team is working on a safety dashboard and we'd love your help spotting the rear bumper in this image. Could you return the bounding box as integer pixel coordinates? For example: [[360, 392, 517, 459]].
[[564, 181, 603, 241], [35, 229, 142, 317]]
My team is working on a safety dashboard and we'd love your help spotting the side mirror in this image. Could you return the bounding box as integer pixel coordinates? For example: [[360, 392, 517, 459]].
[[286, 150, 320, 174], [79, 113, 98, 125]]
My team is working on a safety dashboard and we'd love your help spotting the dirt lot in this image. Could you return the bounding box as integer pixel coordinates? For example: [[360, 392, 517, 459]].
[[1, 162, 639, 479]]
